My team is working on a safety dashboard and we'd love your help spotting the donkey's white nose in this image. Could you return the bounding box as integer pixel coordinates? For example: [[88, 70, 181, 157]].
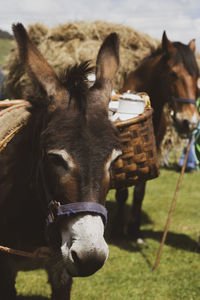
[[61, 214, 109, 277]]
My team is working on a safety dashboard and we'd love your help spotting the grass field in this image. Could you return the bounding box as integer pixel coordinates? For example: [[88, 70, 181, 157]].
[[15, 169, 200, 300], [0, 38, 13, 65]]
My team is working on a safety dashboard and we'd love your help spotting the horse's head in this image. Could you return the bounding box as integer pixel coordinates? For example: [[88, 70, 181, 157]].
[[161, 31, 200, 136], [13, 24, 121, 278]]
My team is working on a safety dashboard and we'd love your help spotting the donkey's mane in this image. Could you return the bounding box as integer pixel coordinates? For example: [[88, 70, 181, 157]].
[[60, 61, 94, 114], [146, 42, 199, 77]]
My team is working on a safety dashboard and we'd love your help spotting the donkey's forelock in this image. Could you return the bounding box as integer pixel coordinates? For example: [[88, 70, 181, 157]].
[[59, 61, 94, 115]]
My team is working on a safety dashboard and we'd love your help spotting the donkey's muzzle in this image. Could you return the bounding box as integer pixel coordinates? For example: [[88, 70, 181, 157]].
[[69, 240, 108, 276], [61, 214, 109, 277]]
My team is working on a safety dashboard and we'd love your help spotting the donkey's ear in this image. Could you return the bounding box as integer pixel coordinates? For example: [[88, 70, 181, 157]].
[[12, 23, 67, 108], [188, 39, 195, 53], [95, 33, 119, 83], [162, 31, 177, 56]]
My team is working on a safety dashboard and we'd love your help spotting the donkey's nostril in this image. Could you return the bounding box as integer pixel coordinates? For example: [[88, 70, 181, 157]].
[[71, 250, 80, 264]]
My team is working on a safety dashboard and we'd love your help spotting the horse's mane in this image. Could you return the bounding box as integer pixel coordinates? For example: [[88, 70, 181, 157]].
[[143, 42, 199, 77], [172, 42, 199, 77]]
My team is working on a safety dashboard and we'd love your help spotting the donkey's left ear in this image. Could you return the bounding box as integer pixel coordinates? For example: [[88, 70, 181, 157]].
[[95, 32, 120, 83], [188, 39, 195, 53]]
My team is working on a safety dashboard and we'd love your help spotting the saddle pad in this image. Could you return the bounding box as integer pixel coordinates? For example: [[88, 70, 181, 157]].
[[0, 101, 31, 152]]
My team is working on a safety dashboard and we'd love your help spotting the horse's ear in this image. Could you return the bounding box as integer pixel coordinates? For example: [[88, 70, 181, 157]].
[[95, 32, 119, 83], [12, 23, 68, 108], [162, 31, 177, 56], [197, 78, 200, 91], [188, 39, 196, 53]]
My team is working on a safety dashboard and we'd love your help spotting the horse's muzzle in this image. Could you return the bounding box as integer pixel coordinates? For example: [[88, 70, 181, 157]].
[[171, 97, 200, 136], [174, 115, 199, 136]]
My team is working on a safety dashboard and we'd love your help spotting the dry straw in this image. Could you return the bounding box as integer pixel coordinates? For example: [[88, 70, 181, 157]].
[[3, 21, 159, 98]]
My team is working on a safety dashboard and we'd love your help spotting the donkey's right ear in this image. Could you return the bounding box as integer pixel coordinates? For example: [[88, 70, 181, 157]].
[[95, 33, 120, 83]]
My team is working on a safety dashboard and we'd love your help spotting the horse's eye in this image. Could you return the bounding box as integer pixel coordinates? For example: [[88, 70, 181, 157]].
[[171, 71, 178, 79], [48, 153, 68, 170]]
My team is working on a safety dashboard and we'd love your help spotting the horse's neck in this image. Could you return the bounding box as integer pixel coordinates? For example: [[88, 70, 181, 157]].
[[121, 54, 167, 146], [122, 55, 162, 94]]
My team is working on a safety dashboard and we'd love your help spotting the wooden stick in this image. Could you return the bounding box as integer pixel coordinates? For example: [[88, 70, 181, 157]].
[[152, 137, 192, 271]]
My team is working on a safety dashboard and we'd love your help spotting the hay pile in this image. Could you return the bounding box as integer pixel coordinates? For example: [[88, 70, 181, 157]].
[[3, 21, 159, 98]]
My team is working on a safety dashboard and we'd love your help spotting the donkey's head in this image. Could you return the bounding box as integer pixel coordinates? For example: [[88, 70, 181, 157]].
[[161, 32, 200, 136], [13, 24, 121, 277]]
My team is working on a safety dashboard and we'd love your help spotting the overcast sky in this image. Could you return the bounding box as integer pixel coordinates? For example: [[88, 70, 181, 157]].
[[1, 0, 200, 52]]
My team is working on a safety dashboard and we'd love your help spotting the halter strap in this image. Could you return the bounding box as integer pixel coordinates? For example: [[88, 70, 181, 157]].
[[40, 163, 108, 227], [172, 97, 196, 105], [48, 201, 107, 226]]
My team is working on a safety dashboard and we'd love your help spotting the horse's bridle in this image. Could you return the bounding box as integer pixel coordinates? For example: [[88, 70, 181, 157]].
[[39, 163, 108, 227], [172, 97, 196, 105]]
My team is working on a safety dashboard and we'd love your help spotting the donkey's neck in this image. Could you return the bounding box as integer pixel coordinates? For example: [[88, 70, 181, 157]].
[[0, 110, 46, 247]]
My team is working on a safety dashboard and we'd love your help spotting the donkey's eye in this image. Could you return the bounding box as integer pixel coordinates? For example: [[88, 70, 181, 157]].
[[48, 153, 68, 170]]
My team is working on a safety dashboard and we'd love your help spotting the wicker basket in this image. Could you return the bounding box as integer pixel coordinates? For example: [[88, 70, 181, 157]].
[[110, 108, 159, 189]]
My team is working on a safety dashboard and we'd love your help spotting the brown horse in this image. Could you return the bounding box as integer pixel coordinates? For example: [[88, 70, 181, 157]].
[[114, 31, 200, 242], [0, 24, 121, 300]]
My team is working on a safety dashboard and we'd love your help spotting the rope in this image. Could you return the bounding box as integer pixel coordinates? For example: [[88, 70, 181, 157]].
[[152, 137, 192, 271], [0, 124, 24, 152], [0, 245, 53, 259]]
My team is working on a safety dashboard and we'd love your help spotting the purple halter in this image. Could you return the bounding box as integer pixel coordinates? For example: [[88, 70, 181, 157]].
[[40, 164, 108, 227], [47, 201, 107, 226]]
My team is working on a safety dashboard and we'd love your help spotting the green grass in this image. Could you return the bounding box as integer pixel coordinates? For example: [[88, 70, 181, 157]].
[[15, 169, 200, 299], [0, 38, 13, 65]]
